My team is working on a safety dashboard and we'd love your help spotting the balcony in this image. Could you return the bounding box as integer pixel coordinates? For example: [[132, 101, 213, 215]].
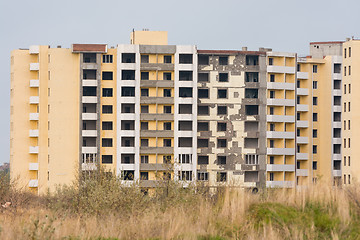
[[266, 164, 295, 172], [30, 63, 39, 71], [333, 89, 341, 96], [82, 147, 97, 153], [333, 106, 341, 112], [267, 82, 295, 90], [140, 80, 174, 88], [267, 99, 295, 106], [29, 130, 39, 137], [296, 153, 308, 160], [333, 122, 341, 128], [82, 130, 97, 137], [140, 147, 173, 154], [82, 163, 97, 171], [29, 45, 39, 54], [140, 63, 174, 71], [82, 113, 97, 120], [29, 179, 38, 188], [332, 138, 342, 144], [267, 148, 295, 155], [297, 121, 308, 128], [140, 97, 174, 104], [140, 130, 174, 138], [297, 137, 308, 144], [30, 79, 39, 87], [297, 104, 308, 112], [121, 146, 136, 153], [333, 170, 341, 177], [29, 96, 39, 104], [266, 181, 295, 188], [333, 154, 342, 161], [29, 146, 39, 154], [29, 163, 39, 171], [296, 169, 308, 176], [267, 66, 295, 74], [82, 80, 98, 87], [296, 88, 309, 96], [140, 163, 170, 171], [297, 72, 308, 79], [82, 96, 97, 103], [266, 131, 295, 139], [267, 115, 295, 123], [140, 113, 174, 121], [29, 113, 39, 121]]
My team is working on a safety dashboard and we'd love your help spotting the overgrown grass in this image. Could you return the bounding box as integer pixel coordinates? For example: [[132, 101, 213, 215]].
[[1, 169, 360, 239]]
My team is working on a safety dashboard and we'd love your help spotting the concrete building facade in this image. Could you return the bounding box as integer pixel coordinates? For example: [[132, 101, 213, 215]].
[[10, 31, 357, 194]]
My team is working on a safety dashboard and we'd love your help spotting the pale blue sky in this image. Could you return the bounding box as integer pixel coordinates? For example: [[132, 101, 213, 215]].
[[1, 0, 359, 164]]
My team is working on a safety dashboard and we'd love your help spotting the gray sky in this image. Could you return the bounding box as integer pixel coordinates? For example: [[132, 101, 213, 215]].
[[1, 0, 359, 165]]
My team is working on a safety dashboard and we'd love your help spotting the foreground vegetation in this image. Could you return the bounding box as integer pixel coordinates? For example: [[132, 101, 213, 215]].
[[1, 170, 360, 239]]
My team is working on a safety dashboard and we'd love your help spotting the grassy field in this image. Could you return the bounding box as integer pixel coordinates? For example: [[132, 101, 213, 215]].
[[1, 171, 360, 239]]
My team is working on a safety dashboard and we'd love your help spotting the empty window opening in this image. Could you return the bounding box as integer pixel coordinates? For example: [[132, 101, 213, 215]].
[[245, 121, 258, 132], [122, 53, 135, 63], [245, 89, 258, 98], [102, 155, 113, 164], [334, 160, 341, 170], [333, 112, 341, 122], [102, 138, 113, 147], [179, 71, 193, 81], [179, 54, 193, 64], [140, 172, 149, 180], [217, 122, 227, 131], [121, 137, 134, 147], [102, 121, 113, 130], [122, 170, 134, 180], [164, 55, 172, 63], [219, 73, 229, 82], [217, 138, 227, 148], [245, 105, 259, 115], [102, 71, 113, 80], [163, 105, 172, 113], [217, 172, 227, 182], [102, 88, 113, 97], [121, 120, 135, 130], [198, 88, 209, 98], [218, 89, 227, 98], [83, 70, 96, 80], [246, 55, 259, 65], [244, 171, 258, 182], [198, 121, 209, 131], [198, 72, 209, 82], [141, 122, 148, 130], [179, 87, 193, 97], [102, 105, 113, 114], [121, 104, 135, 113], [83, 53, 96, 63], [198, 105, 209, 115], [197, 138, 209, 148], [122, 87, 135, 97], [197, 172, 209, 181], [217, 106, 227, 115], [334, 80, 341, 89], [141, 72, 149, 80], [141, 138, 149, 147], [141, 88, 149, 97], [217, 155, 227, 165], [141, 105, 149, 113], [179, 121, 192, 131], [334, 64, 341, 73], [163, 139, 172, 147], [163, 89, 171, 97], [122, 70, 135, 80], [163, 122, 172, 130], [198, 156, 209, 165], [179, 137, 193, 147], [179, 104, 192, 114], [198, 55, 209, 65], [163, 72, 172, 80], [141, 55, 149, 63], [83, 86, 97, 96], [245, 138, 258, 148], [121, 154, 135, 164], [219, 56, 228, 65], [246, 72, 259, 82]]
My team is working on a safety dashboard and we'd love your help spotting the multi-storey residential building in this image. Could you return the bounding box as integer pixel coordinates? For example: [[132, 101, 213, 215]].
[[10, 30, 356, 194]]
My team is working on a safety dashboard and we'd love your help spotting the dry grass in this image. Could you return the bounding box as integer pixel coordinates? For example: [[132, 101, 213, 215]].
[[1, 171, 360, 240]]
